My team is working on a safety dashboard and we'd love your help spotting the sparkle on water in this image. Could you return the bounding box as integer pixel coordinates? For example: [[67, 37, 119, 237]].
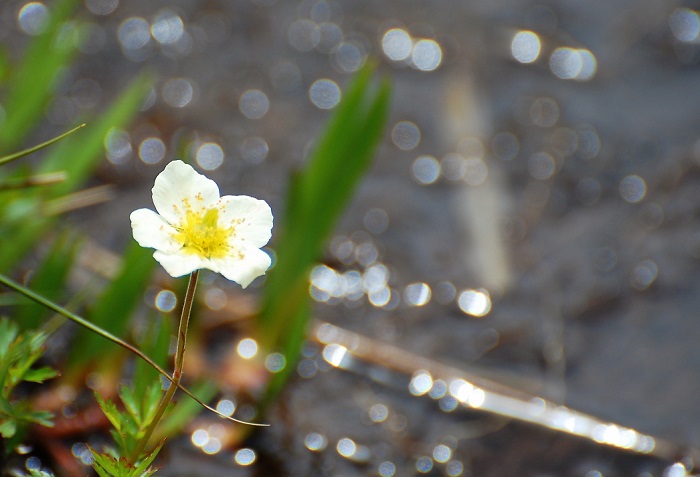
[[18, 2, 49, 36], [381, 28, 442, 71], [457, 289, 492, 317], [154, 289, 177, 312], [304, 432, 328, 451], [234, 448, 256, 466], [237, 338, 258, 359], [511, 30, 541, 64], [265, 352, 287, 372]]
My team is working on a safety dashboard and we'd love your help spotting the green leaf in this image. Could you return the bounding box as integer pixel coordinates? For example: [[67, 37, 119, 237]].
[[130, 440, 164, 477], [0, 216, 50, 273], [68, 240, 156, 369], [22, 366, 58, 383], [257, 64, 390, 404], [16, 231, 80, 329], [0, 72, 151, 273], [119, 385, 141, 427], [28, 469, 55, 477], [26, 410, 54, 428], [0, 396, 14, 415], [0, 0, 81, 152], [94, 393, 123, 435], [132, 312, 171, 399], [0, 318, 18, 361], [90, 450, 124, 477], [38, 73, 153, 197], [0, 418, 17, 438], [92, 462, 113, 477], [141, 382, 163, 426]]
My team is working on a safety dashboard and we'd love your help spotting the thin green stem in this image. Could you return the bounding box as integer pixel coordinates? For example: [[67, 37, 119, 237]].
[[0, 123, 85, 166], [131, 270, 199, 461]]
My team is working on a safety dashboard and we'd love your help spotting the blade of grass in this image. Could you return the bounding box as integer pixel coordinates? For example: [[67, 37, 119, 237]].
[[39, 73, 153, 197], [0, 124, 85, 167], [132, 311, 173, 398], [0, 74, 152, 272], [0, 0, 81, 152], [257, 64, 391, 402], [16, 231, 80, 330], [67, 240, 155, 371]]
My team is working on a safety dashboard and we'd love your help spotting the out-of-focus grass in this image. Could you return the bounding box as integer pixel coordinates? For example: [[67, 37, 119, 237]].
[[0, 73, 152, 273], [0, 0, 80, 152], [258, 63, 391, 403]]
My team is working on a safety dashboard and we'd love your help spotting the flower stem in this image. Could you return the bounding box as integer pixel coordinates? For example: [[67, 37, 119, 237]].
[[130, 270, 199, 462]]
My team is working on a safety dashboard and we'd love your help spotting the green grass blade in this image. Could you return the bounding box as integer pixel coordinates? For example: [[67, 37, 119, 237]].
[[16, 231, 80, 329], [0, 0, 81, 152], [256, 64, 390, 403], [132, 311, 172, 398], [0, 75, 151, 273], [39, 73, 153, 197], [0, 124, 85, 167], [67, 240, 155, 370]]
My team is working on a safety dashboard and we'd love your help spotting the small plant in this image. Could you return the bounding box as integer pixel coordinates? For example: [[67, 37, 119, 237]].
[[0, 318, 57, 455], [85, 160, 274, 475], [89, 384, 164, 477]]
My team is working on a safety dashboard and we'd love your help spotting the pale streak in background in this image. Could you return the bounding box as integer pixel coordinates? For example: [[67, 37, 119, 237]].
[[443, 71, 511, 295]]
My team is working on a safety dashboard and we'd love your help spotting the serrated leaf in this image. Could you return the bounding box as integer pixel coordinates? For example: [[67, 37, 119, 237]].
[[22, 366, 58, 383], [119, 385, 141, 426], [93, 464, 112, 477], [0, 396, 14, 414], [131, 440, 164, 477], [0, 318, 18, 361], [26, 410, 54, 428], [141, 382, 163, 426], [94, 393, 123, 434], [90, 450, 123, 477]]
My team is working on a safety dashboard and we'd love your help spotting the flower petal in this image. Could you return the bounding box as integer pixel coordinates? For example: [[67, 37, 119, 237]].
[[211, 247, 272, 288], [218, 195, 273, 249], [152, 160, 220, 224], [152, 250, 207, 277], [130, 209, 181, 253]]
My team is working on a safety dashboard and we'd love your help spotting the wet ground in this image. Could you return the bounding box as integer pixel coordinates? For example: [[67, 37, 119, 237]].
[[6, 0, 700, 475]]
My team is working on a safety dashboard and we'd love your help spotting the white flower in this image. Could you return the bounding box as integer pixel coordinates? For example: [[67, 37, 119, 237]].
[[130, 160, 273, 288]]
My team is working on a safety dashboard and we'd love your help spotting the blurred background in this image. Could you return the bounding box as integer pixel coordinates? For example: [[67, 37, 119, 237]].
[[4, 0, 700, 475]]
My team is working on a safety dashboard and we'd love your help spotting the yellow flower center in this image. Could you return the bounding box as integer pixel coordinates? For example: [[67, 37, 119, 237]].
[[176, 207, 233, 259]]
